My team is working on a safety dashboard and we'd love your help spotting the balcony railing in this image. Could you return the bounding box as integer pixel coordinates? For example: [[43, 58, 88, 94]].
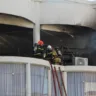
[[42, 0, 96, 4]]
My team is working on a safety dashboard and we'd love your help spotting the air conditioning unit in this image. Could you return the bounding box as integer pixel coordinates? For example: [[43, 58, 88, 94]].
[[74, 57, 88, 66]]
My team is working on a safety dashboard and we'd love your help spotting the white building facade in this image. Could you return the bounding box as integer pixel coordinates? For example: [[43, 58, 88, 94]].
[[0, 0, 96, 43], [0, 1, 96, 96]]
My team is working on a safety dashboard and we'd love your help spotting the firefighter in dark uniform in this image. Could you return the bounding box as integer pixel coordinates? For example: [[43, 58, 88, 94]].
[[33, 40, 45, 58]]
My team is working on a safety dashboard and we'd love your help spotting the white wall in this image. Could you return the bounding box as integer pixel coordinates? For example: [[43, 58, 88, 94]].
[[40, 2, 96, 29], [0, 0, 96, 29], [0, 14, 34, 28], [0, 0, 36, 23]]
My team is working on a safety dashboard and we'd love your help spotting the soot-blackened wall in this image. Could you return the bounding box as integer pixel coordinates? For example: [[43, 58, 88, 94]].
[[0, 24, 96, 66], [41, 27, 96, 66]]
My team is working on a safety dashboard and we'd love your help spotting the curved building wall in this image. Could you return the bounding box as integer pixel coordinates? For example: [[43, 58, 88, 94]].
[[0, 0, 96, 29], [40, 2, 96, 29], [0, 56, 50, 96], [0, 14, 34, 28], [0, 0, 35, 23], [0, 57, 96, 96]]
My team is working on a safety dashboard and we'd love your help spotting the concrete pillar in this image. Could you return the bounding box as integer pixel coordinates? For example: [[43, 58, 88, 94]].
[[63, 72, 67, 96], [33, 1, 41, 44], [26, 63, 31, 96], [33, 23, 40, 43], [48, 69, 51, 96]]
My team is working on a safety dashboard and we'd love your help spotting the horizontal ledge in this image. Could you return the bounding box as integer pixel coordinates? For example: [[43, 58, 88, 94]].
[[0, 56, 50, 68], [53, 65, 96, 72]]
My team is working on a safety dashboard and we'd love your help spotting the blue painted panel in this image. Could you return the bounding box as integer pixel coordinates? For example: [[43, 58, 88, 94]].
[[67, 72, 96, 96], [31, 65, 48, 96], [0, 64, 26, 96]]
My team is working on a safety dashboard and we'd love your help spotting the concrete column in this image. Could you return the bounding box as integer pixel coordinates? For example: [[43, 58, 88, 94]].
[[63, 72, 67, 96], [26, 63, 31, 96], [48, 69, 51, 96], [33, 1, 41, 44], [33, 23, 40, 43]]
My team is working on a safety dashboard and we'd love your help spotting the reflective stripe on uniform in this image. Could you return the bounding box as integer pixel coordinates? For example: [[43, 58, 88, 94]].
[[38, 48, 44, 50], [34, 53, 41, 56], [47, 52, 52, 54]]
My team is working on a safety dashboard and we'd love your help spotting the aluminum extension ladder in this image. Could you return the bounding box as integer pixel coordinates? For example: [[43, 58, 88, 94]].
[[49, 62, 67, 96]]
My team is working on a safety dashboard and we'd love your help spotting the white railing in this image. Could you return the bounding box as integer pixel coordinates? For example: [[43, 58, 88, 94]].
[[42, 0, 96, 4], [0, 56, 50, 96], [0, 56, 96, 96]]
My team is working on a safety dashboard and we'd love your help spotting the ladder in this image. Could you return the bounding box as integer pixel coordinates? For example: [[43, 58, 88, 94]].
[[49, 61, 67, 96], [50, 61, 57, 96], [54, 66, 63, 96], [59, 67, 67, 96]]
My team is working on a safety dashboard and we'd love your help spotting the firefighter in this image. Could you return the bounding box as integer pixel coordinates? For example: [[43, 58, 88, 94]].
[[33, 40, 45, 58], [46, 45, 62, 65], [46, 45, 53, 61], [55, 47, 63, 65], [53, 53, 62, 65]]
